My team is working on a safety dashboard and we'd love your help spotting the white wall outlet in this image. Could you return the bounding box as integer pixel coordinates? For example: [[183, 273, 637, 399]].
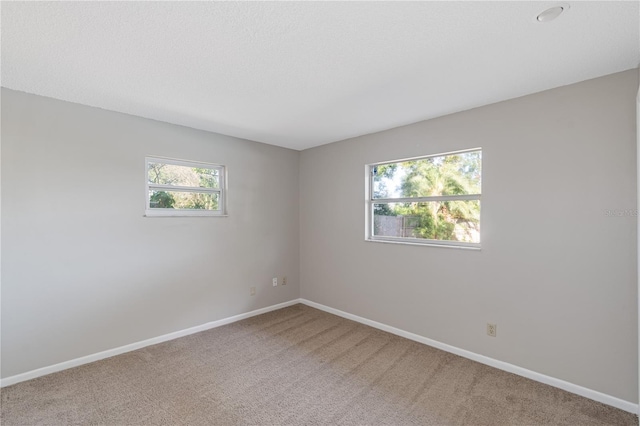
[[487, 323, 497, 337], [282, 276, 287, 285], [272, 277, 278, 287], [250, 286, 256, 296]]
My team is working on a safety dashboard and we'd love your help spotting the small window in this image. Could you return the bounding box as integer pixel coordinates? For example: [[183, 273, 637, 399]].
[[145, 157, 226, 217], [367, 149, 481, 248]]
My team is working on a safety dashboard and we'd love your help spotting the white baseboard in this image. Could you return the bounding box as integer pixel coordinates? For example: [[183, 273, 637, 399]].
[[3, 298, 638, 415], [0, 299, 302, 388], [299, 298, 639, 415]]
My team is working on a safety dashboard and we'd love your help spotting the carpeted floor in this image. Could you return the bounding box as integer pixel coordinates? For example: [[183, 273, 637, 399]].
[[1, 304, 637, 425]]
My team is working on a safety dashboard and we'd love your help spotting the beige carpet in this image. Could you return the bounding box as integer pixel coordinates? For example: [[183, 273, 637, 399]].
[[1, 304, 637, 425]]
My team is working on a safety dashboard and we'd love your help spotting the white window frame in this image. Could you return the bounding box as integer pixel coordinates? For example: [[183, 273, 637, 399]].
[[365, 148, 481, 249], [145, 156, 227, 217]]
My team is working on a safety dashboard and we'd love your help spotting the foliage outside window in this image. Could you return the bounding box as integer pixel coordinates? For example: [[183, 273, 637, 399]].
[[145, 157, 226, 217], [368, 149, 481, 247]]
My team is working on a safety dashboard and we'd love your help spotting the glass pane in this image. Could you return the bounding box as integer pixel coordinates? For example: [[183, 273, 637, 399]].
[[148, 162, 219, 188], [373, 201, 480, 243], [373, 151, 481, 199], [149, 190, 220, 210]]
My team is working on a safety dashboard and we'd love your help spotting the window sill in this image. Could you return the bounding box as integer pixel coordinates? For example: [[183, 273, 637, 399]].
[[144, 210, 228, 217], [366, 238, 481, 250]]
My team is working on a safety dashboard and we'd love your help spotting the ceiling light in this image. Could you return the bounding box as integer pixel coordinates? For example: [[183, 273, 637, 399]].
[[536, 4, 570, 22]]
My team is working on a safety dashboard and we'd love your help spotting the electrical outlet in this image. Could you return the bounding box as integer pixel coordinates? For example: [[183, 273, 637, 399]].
[[250, 286, 256, 296], [272, 277, 278, 287], [487, 323, 497, 337], [282, 276, 287, 285]]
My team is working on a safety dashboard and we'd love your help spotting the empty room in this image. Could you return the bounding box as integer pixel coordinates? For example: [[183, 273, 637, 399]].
[[1, 1, 639, 425]]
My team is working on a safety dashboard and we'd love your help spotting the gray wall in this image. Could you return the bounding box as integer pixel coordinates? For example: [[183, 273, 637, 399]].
[[1, 88, 300, 378], [300, 70, 638, 402]]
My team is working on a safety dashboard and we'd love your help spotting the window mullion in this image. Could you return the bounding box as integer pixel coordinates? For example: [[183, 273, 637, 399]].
[[373, 194, 481, 203], [148, 184, 221, 194]]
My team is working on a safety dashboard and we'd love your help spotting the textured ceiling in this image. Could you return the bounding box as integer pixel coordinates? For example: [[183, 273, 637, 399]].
[[2, 1, 639, 150]]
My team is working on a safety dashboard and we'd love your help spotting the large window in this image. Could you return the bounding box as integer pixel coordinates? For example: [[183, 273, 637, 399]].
[[145, 157, 226, 217], [367, 149, 481, 247]]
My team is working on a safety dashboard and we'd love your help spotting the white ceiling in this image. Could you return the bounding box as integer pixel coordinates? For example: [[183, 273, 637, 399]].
[[2, 1, 638, 151]]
